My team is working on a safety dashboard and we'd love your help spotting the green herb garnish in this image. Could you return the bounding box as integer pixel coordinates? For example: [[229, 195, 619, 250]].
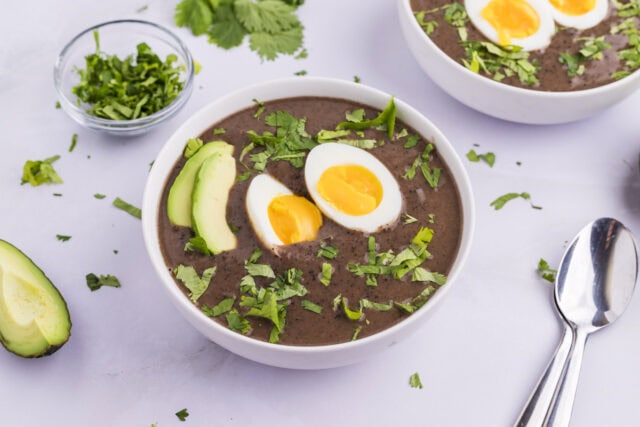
[[56, 234, 71, 242], [414, 11, 438, 35], [175, 0, 306, 61], [320, 262, 333, 286], [337, 97, 396, 140], [72, 31, 185, 120], [21, 155, 63, 186], [403, 213, 418, 224], [559, 36, 611, 77], [462, 41, 539, 85], [490, 192, 541, 210], [354, 75, 362, 83], [226, 309, 252, 334], [86, 273, 121, 291], [294, 70, 308, 76], [213, 127, 226, 135], [175, 408, 189, 422], [184, 236, 212, 256], [351, 326, 363, 341], [94, 193, 106, 199], [202, 296, 236, 317], [113, 197, 142, 219], [403, 142, 441, 188], [317, 243, 339, 259], [69, 134, 78, 152], [466, 149, 495, 167], [173, 264, 216, 302], [302, 299, 323, 314], [537, 258, 557, 283], [410, 372, 424, 389]]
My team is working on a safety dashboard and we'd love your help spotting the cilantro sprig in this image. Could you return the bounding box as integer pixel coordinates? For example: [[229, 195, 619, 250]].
[[559, 36, 612, 77], [462, 41, 539, 85], [86, 273, 121, 291], [537, 258, 557, 283], [175, 0, 306, 61]]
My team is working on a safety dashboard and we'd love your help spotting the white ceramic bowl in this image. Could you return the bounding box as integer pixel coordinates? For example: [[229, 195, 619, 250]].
[[398, 0, 640, 124], [142, 77, 475, 369]]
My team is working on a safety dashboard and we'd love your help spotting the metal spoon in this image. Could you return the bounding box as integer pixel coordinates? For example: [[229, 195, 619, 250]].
[[515, 217, 638, 427]]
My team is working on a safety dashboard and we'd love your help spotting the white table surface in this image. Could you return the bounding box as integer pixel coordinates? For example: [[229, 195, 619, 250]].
[[2, 1, 640, 426]]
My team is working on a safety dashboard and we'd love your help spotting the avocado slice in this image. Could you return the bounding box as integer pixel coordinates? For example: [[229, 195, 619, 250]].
[[192, 152, 238, 254], [0, 240, 71, 357], [167, 141, 234, 227]]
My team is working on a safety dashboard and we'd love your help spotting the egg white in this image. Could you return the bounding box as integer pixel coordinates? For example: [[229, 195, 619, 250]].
[[549, 0, 608, 30], [304, 143, 403, 233], [245, 174, 293, 251], [465, 0, 556, 51]]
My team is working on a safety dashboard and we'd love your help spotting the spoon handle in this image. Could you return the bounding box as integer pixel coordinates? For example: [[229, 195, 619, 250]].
[[514, 326, 574, 427], [544, 327, 588, 427]]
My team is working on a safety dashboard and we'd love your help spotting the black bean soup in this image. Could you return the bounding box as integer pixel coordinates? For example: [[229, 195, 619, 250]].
[[158, 97, 463, 346], [411, 0, 639, 91]]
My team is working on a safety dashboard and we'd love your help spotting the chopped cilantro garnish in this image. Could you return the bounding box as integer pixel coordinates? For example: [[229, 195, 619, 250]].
[[317, 243, 339, 259], [354, 75, 362, 83], [403, 213, 418, 224], [173, 264, 216, 302], [340, 297, 364, 321], [411, 268, 447, 285], [236, 171, 252, 182], [428, 213, 435, 224], [410, 372, 424, 389], [295, 48, 308, 59], [245, 263, 276, 278], [69, 134, 78, 153], [175, 408, 189, 422], [404, 142, 441, 189], [86, 273, 121, 291], [184, 137, 204, 158], [175, 0, 305, 61], [226, 309, 252, 334], [414, 11, 438, 35], [202, 296, 236, 317], [466, 149, 495, 167], [351, 326, 363, 341], [213, 127, 226, 135], [21, 155, 63, 186], [360, 299, 394, 312], [72, 32, 185, 120], [55, 101, 61, 109], [136, 4, 148, 13], [94, 193, 106, 199], [252, 98, 266, 119], [490, 192, 540, 210], [559, 36, 611, 77], [404, 134, 420, 149], [320, 262, 333, 286], [302, 300, 323, 314], [184, 236, 212, 256], [194, 59, 202, 75], [53, 193, 63, 197], [294, 70, 308, 76], [241, 288, 286, 331], [56, 234, 71, 242], [443, 2, 468, 26], [337, 97, 396, 140], [462, 41, 539, 86], [537, 258, 557, 283], [113, 197, 142, 219]]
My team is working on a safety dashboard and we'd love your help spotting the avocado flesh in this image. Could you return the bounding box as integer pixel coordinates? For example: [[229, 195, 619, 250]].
[[0, 240, 71, 357], [192, 152, 238, 254], [167, 141, 234, 227]]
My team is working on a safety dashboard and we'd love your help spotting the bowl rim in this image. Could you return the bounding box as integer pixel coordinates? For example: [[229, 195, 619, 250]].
[[399, 0, 640, 98], [142, 76, 476, 358], [53, 18, 194, 129]]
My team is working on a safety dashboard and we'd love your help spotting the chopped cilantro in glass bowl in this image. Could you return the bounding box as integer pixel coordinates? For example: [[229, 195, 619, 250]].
[[54, 19, 194, 136]]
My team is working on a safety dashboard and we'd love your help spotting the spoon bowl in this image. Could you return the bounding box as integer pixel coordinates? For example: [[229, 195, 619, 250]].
[[516, 218, 638, 427]]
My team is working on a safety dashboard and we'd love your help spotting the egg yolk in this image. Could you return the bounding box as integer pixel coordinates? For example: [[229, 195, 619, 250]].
[[548, 0, 595, 15], [316, 164, 383, 216], [267, 195, 323, 245], [481, 0, 540, 46]]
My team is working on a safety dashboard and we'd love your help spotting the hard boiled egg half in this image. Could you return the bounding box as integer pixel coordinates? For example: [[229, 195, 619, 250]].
[[246, 174, 323, 252], [304, 143, 402, 233], [466, 0, 556, 51]]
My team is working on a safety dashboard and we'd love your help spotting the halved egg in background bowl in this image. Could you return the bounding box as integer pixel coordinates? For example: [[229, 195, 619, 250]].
[[398, 0, 640, 124], [141, 77, 475, 369]]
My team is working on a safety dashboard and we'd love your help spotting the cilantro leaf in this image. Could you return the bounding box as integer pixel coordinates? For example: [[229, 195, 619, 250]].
[[56, 234, 71, 242], [184, 137, 204, 158], [21, 155, 63, 186], [209, 3, 248, 49], [175, 0, 213, 35], [249, 27, 304, 61], [69, 134, 78, 152], [241, 288, 285, 331], [462, 41, 539, 86], [226, 309, 252, 334], [411, 268, 447, 285], [301, 299, 323, 314], [320, 262, 332, 286], [317, 243, 339, 259], [173, 264, 216, 302], [341, 297, 364, 321], [234, 0, 300, 34], [537, 258, 557, 283], [184, 236, 212, 255], [175, 408, 189, 422], [113, 197, 142, 219], [94, 193, 106, 199], [202, 296, 236, 317], [351, 326, 363, 341], [336, 97, 396, 139], [86, 273, 121, 291], [466, 149, 495, 167], [490, 192, 533, 210], [410, 372, 423, 389], [360, 299, 394, 312]]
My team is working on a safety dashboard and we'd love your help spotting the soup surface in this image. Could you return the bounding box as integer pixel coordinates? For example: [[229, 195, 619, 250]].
[[158, 96, 463, 345]]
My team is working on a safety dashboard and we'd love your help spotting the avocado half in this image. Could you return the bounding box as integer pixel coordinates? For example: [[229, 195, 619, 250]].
[[0, 240, 71, 358]]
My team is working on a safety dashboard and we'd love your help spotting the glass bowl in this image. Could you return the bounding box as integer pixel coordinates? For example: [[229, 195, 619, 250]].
[[54, 19, 194, 136]]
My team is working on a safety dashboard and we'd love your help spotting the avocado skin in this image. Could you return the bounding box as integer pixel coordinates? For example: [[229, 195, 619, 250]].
[[0, 239, 72, 358]]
